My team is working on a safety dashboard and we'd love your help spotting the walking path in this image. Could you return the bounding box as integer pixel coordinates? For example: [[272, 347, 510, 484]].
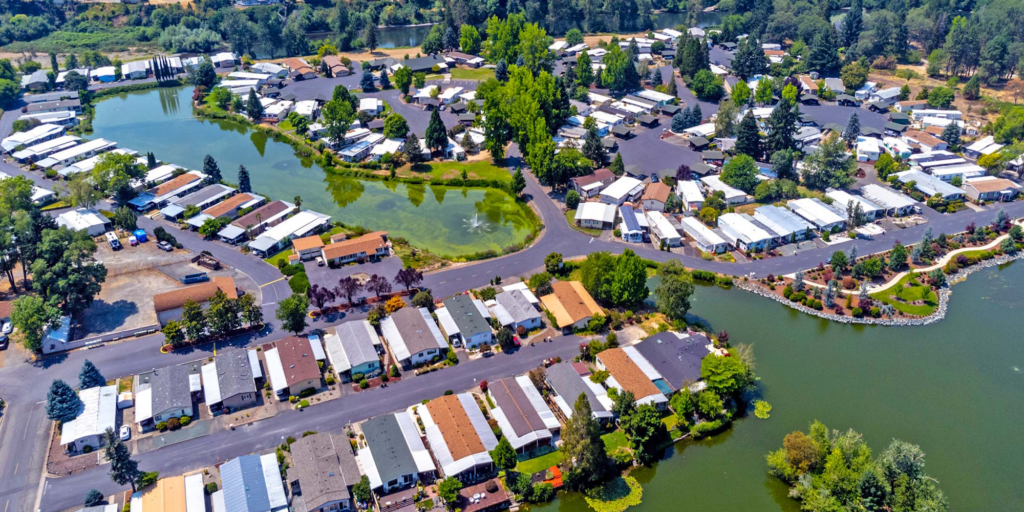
[[792, 219, 1022, 296]]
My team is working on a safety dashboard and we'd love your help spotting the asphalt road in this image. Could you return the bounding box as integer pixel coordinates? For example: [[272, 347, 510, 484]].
[[3, 71, 1024, 512]]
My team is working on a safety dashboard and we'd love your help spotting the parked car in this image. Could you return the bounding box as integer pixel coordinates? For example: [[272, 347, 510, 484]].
[[315, 256, 325, 266], [1, 320, 11, 335], [0, 334, 8, 350], [157, 241, 173, 252], [119, 425, 130, 441], [105, 232, 121, 250], [128, 236, 138, 247]]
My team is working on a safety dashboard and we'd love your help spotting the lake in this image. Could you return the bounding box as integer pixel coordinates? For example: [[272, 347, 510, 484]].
[[535, 262, 1024, 511], [89, 87, 533, 257]]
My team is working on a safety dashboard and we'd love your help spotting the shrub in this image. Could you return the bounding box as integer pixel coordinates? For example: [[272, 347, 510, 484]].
[[692, 270, 716, 282], [179, 415, 191, 426], [358, 380, 369, 389], [167, 417, 181, 430], [289, 273, 311, 294], [389, 365, 399, 378], [297, 399, 310, 408], [280, 263, 305, 276], [352, 372, 365, 382], [325, 374, 336, 385], [289, 395, 298, 403], [299, 387, 316, 398], [870, 307, 880, 317], [156, 421, 168, 431], [851, 307, 863, 318], [516, 325, 527, 337], [205, 482, 218, 494], [842, 276, 856, 289], [782, 285, 793, 299]]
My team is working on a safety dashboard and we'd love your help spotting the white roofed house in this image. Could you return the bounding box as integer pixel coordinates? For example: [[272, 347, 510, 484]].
[[124, 60, 149, 79], [679, 216, 729, 254], [12, 134, 80, 163], [359, 411, 437, 494], [753, 205, 815, 245], [860, 184, 917, 217], [60, 385, 117, 453], [787, 198, 846, 233], [599, 176, 644, 205], [1, 123, 65, 153], [646, 211, 682, 247], [894, 170, 965, 201], [135, 364, 196, 431], [246, 209, 331, 257], [210, 52, 240, 68], [380, 307, 448, 369], [263, 100, 293, 122], [574, 202, 617, 230], [216, 453, 287, 512], [700, 175, 748, 205], [488, 377, 561, 453], [416, 393, 500, 480], [676, 180, 705, 211], [292, 100, 318, 119], [439, 87, 464, 104], [359, 97, 383, 114], [35, 138, 117, 169], [856, 137, 881, 162], [717, 213, 773, 252], [964, 135, 1005, 159], [825, 188, 883, 222], [56, 208, 111, 236]]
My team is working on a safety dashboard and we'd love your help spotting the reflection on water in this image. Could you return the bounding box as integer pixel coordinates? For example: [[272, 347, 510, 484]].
[[89, 86, 531, 256]]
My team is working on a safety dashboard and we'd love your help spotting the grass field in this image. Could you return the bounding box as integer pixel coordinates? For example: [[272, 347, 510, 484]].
[[263, 248, 293, 267], [565, 209, 603, 237], [515, 449, 564, 475], [449, 67, 495, 80], [400, 161, 511, 182], [870, 273, 938, 316], [601, 430, 629, 453]]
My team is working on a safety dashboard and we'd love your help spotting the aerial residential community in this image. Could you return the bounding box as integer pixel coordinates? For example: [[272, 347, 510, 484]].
[[1, 1, 1023, 512]]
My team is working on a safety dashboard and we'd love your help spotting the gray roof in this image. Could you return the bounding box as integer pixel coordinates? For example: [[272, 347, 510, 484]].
[[221, 455, 273, 512], [215, 349, 257, 400], [143, 364, 193, 417], [402, 55, 446, 72], [333, 320, 380, 370], [494, 290, 540, 325], [634, 332, 709, 390], [362, 414, 419, 486], [442, 295, 492, 338], [382, 307, 447, 360], [490, 378, 546, 438], [171, 184, 235, 208], [287, 433, 361, 512], [545, 363, 611, 417], [25, 90, 79, 103]]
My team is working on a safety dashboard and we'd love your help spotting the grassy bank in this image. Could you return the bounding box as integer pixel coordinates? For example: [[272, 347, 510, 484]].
[[869, 272, 938, 316]]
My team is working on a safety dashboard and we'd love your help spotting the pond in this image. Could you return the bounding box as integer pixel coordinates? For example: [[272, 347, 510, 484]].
[[534, 262, 1024, 511], [89, 87, 533, 258]]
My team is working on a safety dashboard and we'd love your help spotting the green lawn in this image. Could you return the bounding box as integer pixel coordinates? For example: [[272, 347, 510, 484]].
[[403, 161, 511, 182], [263, 248, 293, 267], [565, 209, 603, 237], [602, 430, 629, 454], [870, 273, 938, 316], [515, 449, 564, 474], [449, 67, 495, 81]]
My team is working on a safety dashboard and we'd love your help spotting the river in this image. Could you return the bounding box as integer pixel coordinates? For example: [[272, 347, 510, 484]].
[[534, 262, 1024, 511], [88, 87, 533, 258]]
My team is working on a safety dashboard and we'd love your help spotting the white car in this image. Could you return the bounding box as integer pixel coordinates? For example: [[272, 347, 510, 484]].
[[119, 425, 131, 441], [315, 256, 325, 267], [1, 321, 11, 335]]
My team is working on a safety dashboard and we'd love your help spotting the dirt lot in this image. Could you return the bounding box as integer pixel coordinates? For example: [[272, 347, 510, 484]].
[[77, 242, 260, 339]]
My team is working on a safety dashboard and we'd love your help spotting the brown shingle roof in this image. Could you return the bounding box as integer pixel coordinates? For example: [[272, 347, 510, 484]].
[[292, 234, 325, 252], [271, 336, 322, 387], [232, 200, 291, 229], [321, 232, 388, 260], [540, 281, 602, 328], [203, 193, 257, 218], [903, 130, 944, 148], [491, 378, 546, 437], [572, 168, 615, 188], [152, 277, 237, 312], [321, 56, 350, 74], [642, 182, 671, 204], [966, 179, 1019, 193], [598, 347, 661, 399], [151, 173, 200, 197], [281, 58, 313, 74], [425, 394, 484, 461]]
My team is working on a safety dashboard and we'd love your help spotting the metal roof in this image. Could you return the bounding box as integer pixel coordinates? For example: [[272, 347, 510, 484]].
[[544, 363, 613, 419], [442, 295, 492, 338], [60, 385, 116, 446], [494, 290, 540, 325], [360, 413, 424, 488], [324, 320, 379, 374], [380, 307, 447, 362]]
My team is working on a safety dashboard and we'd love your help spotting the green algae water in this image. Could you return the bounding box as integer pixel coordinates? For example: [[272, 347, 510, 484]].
[[537, 262, 1024, 511], [90, 87, 532, 257]]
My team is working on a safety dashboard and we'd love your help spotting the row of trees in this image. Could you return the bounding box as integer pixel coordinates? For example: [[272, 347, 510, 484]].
[[161, 292, 263, 347]]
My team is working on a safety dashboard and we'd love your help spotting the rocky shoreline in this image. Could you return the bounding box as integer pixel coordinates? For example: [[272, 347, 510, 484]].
[[735, 251, 1022, 326]]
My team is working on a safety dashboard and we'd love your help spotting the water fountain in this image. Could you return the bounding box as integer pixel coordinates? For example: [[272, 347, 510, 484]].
[[464, 213, 492, 234]]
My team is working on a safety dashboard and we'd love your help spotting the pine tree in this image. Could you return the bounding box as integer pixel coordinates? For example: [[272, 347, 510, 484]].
[[671, 111, 687, 132], [808, 28, 840, 74], [735, 110, 762, 160], [379, 67, 391, 89], [650, 66, 662, 87], [364, 23, 378, 52], [404, 133, 423, 163], [940, 123, 960, 148], [560, 393, 609, 490], [246, 89, 264, 122], [202, 155, 222, 183], [582, 126, 606, 164], [146, 152, 157, 169], [79, 360, 105, 389], [610, 153, 625, 176], [46, 379, 83, 423], [104, 429, 142, 491], [666, 75, 678, 96], [844, 112, 860, 146], [511, 168, 526, 196], [237, 165, 251, 193], [425, 109, 447, 153], [732, 37, 768, 80], [842, 0, 863, 49], [765, 98, 799, 154], [691, 104, 703, 125], [360, 69, 376, 91], [495, 59, 509, 82]]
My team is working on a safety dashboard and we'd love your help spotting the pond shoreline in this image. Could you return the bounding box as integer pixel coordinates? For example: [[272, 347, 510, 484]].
[[735, 251, 1022, 326]]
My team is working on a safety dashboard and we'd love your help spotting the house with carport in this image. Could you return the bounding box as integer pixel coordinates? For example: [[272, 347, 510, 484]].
[[358, 411, 437, 494], [262, 336, 322, 399], [324, 319, 382, 382], [380, 307, 448, 369], [287, 433, 363, 512], [544, 362, 614, 425], [594, 347, 669, 411], [540, 281, 603, 331], [488, 376, 561, 453], [489, 290, 542, 332], [135, 363, 197, 430], [633, 331, 710, 392], [416, 393, 499, 481], [60, 385, 116, 453], [201, 348, 258, 414], [438, 295, 493, 349]]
